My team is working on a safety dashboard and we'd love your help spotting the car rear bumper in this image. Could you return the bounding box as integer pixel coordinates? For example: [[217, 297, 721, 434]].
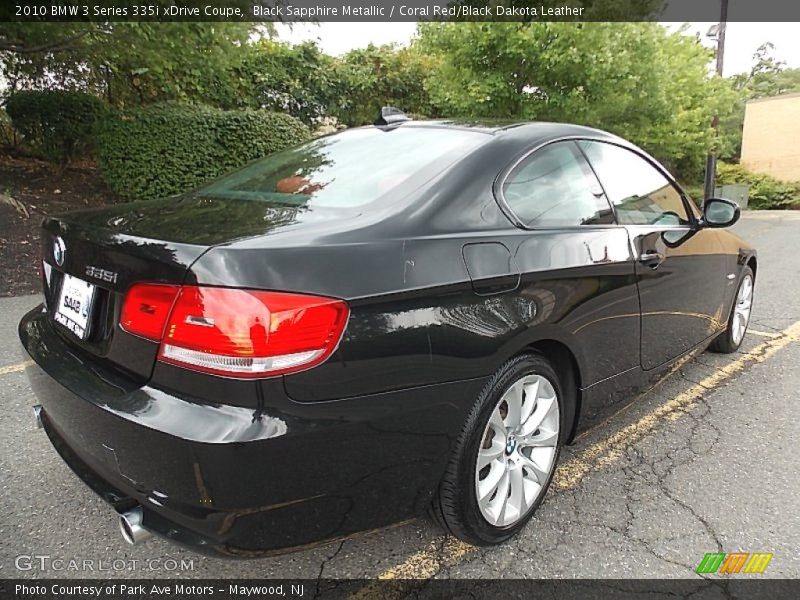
[[19, 305, 486, 557]]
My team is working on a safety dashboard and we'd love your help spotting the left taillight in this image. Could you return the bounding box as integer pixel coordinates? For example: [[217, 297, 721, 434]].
[[120, 283, 181, 341], [120, 284, 349, 378]]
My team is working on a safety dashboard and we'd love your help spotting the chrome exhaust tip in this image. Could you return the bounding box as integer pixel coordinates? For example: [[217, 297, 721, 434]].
[[32, 405, 43, 429], [119, 507, 152, 545]]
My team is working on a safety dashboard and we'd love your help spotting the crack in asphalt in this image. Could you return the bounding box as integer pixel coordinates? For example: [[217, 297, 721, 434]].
[[314, 540, 347, 599], [367, 322, 800, 582], [471, 394, 724, 579], [678, 369, 717, 391]]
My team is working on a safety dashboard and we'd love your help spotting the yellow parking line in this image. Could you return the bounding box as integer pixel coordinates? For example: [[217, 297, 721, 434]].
[[355, 320, 800, 585], [349, 537, 473, 598], [380, 537, 472, 580], [553, 319, 800, 491], [0, 360, 33, 376]]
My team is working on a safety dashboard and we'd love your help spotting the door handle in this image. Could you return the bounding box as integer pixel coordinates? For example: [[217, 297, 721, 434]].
[[639, 250, 665, 267]]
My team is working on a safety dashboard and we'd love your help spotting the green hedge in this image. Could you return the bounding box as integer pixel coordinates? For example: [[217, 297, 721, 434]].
[[0, 109, 17, 148], [717, 162, 800, 210], [96, 105, 310, 200], [5, 90, 108, 163]]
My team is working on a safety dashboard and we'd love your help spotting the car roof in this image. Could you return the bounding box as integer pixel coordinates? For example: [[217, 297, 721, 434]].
[[397, 119, 525, 133], [397, 119, 619, 144]]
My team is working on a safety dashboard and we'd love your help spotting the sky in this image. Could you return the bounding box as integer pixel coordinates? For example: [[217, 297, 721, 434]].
[[276, 22, 800, 77]]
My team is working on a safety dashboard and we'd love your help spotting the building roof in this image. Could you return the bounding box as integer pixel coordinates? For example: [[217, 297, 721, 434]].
[[745, 91, 800, 104]]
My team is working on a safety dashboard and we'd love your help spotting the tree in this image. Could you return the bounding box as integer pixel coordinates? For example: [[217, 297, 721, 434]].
[[415, 22, 736, 180], [741, 43, 800, 99], [227, 40, 341, 124], [330, 44, 437, 127], [2, 23, 255, 107], [1, 24, 109, 93], [0, 24, 98, 55]]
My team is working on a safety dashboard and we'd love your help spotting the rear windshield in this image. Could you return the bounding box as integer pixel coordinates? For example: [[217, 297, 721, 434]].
[[197, 126, 487, 208]]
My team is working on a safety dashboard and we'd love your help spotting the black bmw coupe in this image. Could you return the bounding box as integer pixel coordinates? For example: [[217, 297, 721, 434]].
[[19, 109, 756, 556]]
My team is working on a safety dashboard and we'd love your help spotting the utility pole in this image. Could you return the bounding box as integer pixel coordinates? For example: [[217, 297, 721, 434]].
[[703, 0, 729, 200]]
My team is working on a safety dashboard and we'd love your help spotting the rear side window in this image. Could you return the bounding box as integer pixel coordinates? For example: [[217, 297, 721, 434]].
[[198, 127, 487, 208], [501, 141, 614, 227], [579, 141, 690, 226]]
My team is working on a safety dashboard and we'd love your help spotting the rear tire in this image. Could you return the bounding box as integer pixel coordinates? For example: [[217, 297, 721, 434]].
[[429, 353, 565, 545], [710, 266, 754, 354]]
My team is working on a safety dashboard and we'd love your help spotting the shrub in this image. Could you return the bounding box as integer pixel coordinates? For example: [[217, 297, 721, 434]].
[[716, 162, 800, 210], [96, 104, 310, 200], [679, 183, 704, 207], [5, 90, 108, 163], [0, 109, 18, 148]]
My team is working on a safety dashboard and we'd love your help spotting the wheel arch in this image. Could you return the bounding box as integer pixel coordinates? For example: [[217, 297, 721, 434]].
[[746, 255, 757, 279], [523, 338, 583, 445]]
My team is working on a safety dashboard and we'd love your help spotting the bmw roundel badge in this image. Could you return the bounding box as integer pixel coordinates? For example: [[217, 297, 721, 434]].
[[53, 236, 66, 267]]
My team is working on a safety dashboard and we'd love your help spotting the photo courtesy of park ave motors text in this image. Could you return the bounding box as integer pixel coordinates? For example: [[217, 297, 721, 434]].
[[1, 0, 800, 594]]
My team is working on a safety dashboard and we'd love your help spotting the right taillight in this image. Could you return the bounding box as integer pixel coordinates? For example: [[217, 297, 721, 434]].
[[120, 284, 349, 378]]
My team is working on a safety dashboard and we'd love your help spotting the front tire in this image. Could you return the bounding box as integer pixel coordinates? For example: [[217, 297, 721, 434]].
[[429, 353, 565, 545], [710, 266, 754, 354]]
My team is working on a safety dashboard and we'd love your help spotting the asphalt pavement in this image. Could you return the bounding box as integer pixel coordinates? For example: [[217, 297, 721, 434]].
[[1, 211, 798, 580]]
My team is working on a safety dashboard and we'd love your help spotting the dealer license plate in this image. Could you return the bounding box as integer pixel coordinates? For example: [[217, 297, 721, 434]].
[[54, 274, 97, 340]]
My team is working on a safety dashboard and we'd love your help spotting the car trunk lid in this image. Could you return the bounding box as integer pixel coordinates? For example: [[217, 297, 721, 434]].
[[39, 197, 232, 380]]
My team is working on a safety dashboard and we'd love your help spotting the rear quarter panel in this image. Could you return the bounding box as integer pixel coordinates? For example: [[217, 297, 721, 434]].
[[280, 227, 639, 404]]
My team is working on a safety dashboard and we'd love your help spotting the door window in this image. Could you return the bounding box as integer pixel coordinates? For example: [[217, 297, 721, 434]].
[[579, 141, 690, 226], [501, 141, 614, 227]]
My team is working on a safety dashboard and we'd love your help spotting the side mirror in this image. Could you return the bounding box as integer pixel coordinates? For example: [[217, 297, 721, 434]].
[[702, 198, 740, 228]]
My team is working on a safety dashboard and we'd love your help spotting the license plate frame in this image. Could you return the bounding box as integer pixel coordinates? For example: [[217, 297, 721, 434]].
[[54, 273, 97, 340]]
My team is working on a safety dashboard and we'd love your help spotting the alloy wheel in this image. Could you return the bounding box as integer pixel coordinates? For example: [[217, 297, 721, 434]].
[[475, 374, 560, 527], [731, 274, 753, 345]]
